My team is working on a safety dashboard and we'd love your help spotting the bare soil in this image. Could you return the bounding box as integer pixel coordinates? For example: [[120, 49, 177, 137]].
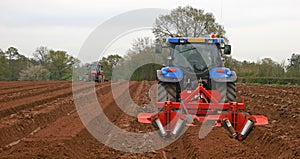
[[0, 81, 299, 159]]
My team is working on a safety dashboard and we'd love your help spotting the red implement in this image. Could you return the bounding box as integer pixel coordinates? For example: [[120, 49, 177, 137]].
[[138, 84, 268, 140]]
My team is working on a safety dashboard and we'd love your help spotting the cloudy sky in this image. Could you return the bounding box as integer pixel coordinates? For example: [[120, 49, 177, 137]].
[[0, 0, 299, 63]]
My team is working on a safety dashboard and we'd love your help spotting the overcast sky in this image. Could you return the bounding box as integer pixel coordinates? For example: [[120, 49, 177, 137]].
[[0, 0, 299, 63]]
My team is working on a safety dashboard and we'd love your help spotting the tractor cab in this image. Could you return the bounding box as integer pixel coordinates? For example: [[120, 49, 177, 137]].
[[85, 63, 104, 82], [169, 38, 226, 74]]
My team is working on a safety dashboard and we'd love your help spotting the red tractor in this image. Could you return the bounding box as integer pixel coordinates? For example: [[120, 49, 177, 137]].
[[138, 37, 268, 140], [85, 64, 104, 82]]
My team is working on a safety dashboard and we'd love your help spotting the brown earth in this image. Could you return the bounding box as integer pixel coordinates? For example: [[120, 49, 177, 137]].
[[0, 81, 299, 159]]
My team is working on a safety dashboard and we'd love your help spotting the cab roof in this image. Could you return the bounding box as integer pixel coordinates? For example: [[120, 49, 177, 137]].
[[167, 37, 225, 44]]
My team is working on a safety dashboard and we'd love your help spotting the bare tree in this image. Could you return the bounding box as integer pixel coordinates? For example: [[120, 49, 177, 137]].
[[128, 37, 154, 54], [19, 65, 49, 80], [153, 6, 226, 42], [33, 46, 48, 66]]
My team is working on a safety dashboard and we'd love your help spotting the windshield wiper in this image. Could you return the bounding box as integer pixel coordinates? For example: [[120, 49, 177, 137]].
[[179, 48, 196, 53]]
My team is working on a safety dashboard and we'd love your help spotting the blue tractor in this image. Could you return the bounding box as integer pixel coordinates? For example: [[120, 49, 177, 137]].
[[138, 37, 268, 140], [155, 37, 236, 103]]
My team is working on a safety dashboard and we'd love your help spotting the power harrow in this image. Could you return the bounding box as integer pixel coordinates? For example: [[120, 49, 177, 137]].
[[138, 82, 268, 140]]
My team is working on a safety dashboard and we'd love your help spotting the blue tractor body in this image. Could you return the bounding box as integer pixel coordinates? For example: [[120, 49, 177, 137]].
[[156, 37, 237, 102]]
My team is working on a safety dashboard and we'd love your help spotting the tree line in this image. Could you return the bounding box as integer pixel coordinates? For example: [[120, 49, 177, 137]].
[[224, 55, 300, 85], [3, 44, 298, 84], [0, 46, 78, 81], [225, 54, 300, 78]]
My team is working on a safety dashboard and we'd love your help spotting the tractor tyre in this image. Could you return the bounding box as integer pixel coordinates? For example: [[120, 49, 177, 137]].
[[157, 82, 179, 102], [226, 82, 236, 102], [215, 82, 236, 103], [91, 76, 96, 82], [215, 82, 226, 103], [98, 75, 102, 83]]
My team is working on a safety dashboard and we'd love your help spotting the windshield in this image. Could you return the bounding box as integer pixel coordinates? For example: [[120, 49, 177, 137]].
[[172, 43, 222, 73], [90, 65, 97, 70]]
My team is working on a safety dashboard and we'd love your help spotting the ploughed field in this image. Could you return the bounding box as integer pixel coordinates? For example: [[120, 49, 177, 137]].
[[0, 81, 299, 158]]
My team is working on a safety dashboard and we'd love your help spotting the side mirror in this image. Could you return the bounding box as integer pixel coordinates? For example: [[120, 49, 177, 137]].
[[224, 45, 231, 55], [155, 44, 162, 54]]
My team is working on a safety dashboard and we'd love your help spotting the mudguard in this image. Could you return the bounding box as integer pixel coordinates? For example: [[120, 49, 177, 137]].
[[157, 67, 183, 83], [210, 67, 237, 82]]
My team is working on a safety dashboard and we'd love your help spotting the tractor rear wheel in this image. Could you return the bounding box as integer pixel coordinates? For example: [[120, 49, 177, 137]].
[[226, 82, 236, 102], [157, 82, 179, 102], [215, 82, 236, 103], [98, 75, 102, 83]]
